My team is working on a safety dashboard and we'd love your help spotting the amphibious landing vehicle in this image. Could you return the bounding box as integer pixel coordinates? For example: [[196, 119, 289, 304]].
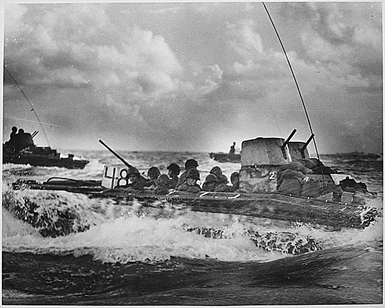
[[10, 131, 379, 237], [3, 144, 89, 169]]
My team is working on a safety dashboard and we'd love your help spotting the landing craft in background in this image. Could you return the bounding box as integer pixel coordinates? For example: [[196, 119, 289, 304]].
[[3, 127, 89, 169], [209, 152, 241, 163], [209, 141, 242, 163], [3, 70, 90, 169]]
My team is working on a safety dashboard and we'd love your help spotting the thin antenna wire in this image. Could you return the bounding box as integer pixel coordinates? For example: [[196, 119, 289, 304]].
[[262, 2, 321, 160], [5, 68, 51, 147]]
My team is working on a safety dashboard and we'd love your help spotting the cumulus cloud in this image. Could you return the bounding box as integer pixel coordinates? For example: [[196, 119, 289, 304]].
[[3, 3, 382, 153], [4, 4, 27, 36], [4, 4, 184, 101], [284, 3, 382, 83], [224, 19, 302, 104], [187, 63, 223, 98]]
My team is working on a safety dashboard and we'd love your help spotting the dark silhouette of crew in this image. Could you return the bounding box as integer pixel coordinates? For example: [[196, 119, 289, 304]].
[[9, 126, 17, 143], [5, 126, 18, 152], [13, 128, 35, 152], [229, 142, 236, 155]]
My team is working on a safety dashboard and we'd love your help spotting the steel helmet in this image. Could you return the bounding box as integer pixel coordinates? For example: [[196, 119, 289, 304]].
[[230, 172, 239, 182], [147, 166, 161, 178], [128, 167, 140, 176], [167, 163, 181, 175], [185, 159, 199, 169], [186, 168, 200, 180], [210, 166, 222, 176], [204, 174, 217, 183]]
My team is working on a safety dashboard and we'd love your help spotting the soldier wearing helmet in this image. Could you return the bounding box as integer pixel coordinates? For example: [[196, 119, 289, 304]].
[[212, 171, 239, 193], [176, 159, 199, 189], [154, 174, 170, 194], [177, 168, 201, 193], [142, 166, 161, 189], [210, 166, 228, 184], [167, 163, 180, 189], [202, 174, 218, 192], [185, 159, 199, 169], [147, 166, 161, 181], [118, 167, 147, 190], [229, 172, 240, 192]]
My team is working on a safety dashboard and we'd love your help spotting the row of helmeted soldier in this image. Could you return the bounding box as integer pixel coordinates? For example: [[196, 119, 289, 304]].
[[5, 126, 36, 153], [116, 159, 239, 194], [119, 156, 372, 199]]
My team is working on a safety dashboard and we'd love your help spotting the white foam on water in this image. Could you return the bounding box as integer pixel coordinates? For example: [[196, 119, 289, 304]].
[[2, 169, 382, 264], [2, 207, 42, 238], [346, 217, 383, 245], [2, 207, 290, 263], [2, 163, 34, 172], [4, 196, 380, 264]]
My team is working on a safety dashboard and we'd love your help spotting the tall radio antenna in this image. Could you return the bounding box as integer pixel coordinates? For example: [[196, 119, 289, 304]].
[[262, 2, 321, 160], [5, 68, 51, 147]]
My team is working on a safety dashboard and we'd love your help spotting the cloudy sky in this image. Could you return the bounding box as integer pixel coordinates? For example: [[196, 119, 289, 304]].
[[3, 2, 383, 154]]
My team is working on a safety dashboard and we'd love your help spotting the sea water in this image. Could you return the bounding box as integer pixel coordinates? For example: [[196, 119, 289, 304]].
[[2, 151, 383, 305]]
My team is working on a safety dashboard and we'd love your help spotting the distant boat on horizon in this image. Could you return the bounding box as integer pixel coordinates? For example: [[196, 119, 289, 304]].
[[3, 127, 89, 169]]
